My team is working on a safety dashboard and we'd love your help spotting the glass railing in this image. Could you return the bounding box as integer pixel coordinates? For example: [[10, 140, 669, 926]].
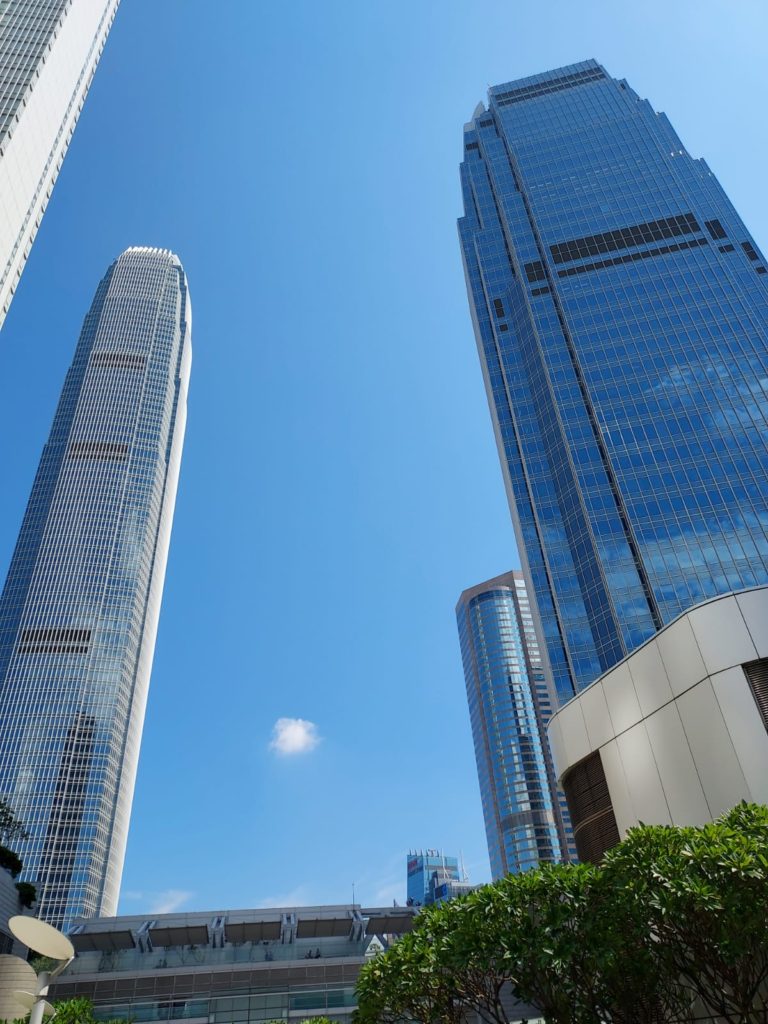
[[65, 938, 369, 976]]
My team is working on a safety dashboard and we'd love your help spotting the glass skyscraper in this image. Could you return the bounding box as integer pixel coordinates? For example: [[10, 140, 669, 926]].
[[0, 247, 191, 930], [406, 850, 462, 906], [459, 60, 768, 705], [456, 572, 573, 879], [0, 0, 120, 329]]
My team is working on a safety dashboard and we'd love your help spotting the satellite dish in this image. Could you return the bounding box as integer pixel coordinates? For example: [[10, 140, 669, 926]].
[[8, 916, 74, 961], [0, 955, 38, 1020], [11, 991, 56, 1016]]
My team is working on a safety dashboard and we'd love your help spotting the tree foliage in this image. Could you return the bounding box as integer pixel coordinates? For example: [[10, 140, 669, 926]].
[[2, 998, 128, 1024], [0, 798, 29, 849], [354, 803, 768, 1024], [603, 802, 768, 1024]]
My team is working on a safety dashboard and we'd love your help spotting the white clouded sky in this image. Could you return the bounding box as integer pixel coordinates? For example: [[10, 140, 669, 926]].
[[269, 718, 321, 756]]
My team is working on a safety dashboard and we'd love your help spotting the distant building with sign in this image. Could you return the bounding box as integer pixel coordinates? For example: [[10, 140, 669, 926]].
[[406, 850, 473, 907]]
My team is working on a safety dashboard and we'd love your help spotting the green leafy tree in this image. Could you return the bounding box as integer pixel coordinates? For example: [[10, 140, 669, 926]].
[[355, 927, 463, 1024], [1, 998, 128, 1024], [51, 999, 127, 1024], [603, 802, 768, 1024], [0, 798, 29, 848]]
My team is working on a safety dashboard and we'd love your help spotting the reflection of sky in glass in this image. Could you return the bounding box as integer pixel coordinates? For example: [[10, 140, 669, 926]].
[[0, 249, 190, 931], [459, 61, 768, 702], [457, 573, 575, 880]]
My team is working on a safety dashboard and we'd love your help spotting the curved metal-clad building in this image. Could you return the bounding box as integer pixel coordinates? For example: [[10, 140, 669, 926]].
[[0, 247, 191, 929]]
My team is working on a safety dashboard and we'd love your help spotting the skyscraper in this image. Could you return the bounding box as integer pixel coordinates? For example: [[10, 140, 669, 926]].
[[456, 572, 573, 879], [0, 0, 120, 330], [406, 850, 466, 906], [459, 60, 768, 705], [0, 247, 191, 929]]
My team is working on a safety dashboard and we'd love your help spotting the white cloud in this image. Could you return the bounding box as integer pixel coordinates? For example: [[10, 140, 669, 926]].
[[149, 889, 195, 914], [269, 717, 320, 756], [120, 888, 195, 914], [253, 885, 312, 909]]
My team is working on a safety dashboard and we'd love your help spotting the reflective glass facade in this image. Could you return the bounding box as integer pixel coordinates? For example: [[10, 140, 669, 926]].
[[0, 0, 120, 329], [0, 247, 191, 929], [459, 61, 768, 702], [456, 572, 574, 879], [406, 850, 460, 906]]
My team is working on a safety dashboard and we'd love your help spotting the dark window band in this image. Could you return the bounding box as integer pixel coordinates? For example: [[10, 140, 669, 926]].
[[19, 627, 91, 655], [742, 241, 759, 261], [68, 440, 129, 461], [91, 352, 146, 371], [495, 67, 605, 108], [704, 219, 727, 241], [557, 236, 709, 278], [524, 261, 546, 283], [550, 212, 700, 265], [531, 286, 550, 296]]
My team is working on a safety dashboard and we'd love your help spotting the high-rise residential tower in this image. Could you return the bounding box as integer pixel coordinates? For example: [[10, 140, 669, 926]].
[[0, 0, 120, 330], [0, 247, 191, 929], [459, 60, 768, 706], [456, 572, 574, 879]]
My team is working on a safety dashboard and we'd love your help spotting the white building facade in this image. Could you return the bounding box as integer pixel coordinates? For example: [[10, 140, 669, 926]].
[[0, 0, 120, 328], [547, 587, 768, 862]]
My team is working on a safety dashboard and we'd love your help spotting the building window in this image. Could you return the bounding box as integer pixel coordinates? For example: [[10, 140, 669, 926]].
[[742, 241, 760, 261], [524, 261, 546, 283], [561, 751, 619, 863], [743, 659, 768, 731], [550, 212, 700, 265], [704, 219, 727, 240], [18, 627, 91, 655]]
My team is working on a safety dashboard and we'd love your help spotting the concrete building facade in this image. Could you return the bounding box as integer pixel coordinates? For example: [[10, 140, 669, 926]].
[[547, 587, 768, 861]]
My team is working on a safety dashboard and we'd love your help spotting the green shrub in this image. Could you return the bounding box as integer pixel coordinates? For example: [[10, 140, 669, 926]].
[[15, 881, 36, 908], [0, 844, 23, 878]]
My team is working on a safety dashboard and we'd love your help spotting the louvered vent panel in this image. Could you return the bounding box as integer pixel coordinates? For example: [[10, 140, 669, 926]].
[[68, 440, 128, 461], [91, 351, 146, 370], [19, 627, 91, 655], [562, 750, 620, 863], [744, 659, 768, 730]]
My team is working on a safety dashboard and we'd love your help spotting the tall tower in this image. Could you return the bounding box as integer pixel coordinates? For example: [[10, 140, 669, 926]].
[[459, 61, 768, 705], [0, 0, 120, 330], [457, 571, 574, 879], [0, 247, 191, 929]]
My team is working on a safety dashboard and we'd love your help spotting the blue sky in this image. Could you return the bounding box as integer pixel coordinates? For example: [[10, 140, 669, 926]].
[[1, 0, 767, 915]]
